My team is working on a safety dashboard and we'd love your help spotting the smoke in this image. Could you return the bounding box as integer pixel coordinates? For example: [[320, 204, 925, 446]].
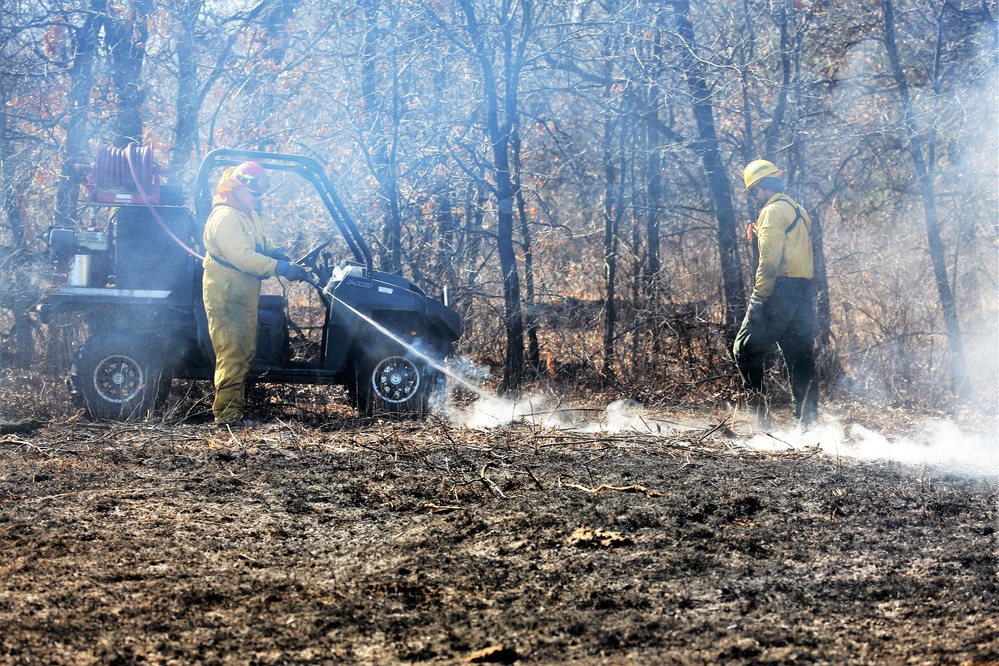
[[447, 394, 596, 430], [446, 395, 680, 432], [434, 357, 996, 477], [440, 389, 996, 478], [742, 419, 998, 478]]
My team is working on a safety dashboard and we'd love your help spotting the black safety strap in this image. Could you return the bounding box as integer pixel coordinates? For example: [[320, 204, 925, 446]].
[[207, 252, 266, 281], [205, 205, 273, 280], [777, 197, 803, 235]]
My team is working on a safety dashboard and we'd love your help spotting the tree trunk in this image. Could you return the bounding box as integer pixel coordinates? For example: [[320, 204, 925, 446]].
[[762, 2, 791, 159], [642, 9, 667, 358], [601, 77, 626, 382], [56, 0, 104, 228], [168, 2, 202, 182], [671, 0, 746, 342], [882, 0, 969, 398], [601, 117, 619, 381], [512, 127, 541, 376], [0, 83, 36, 368], [362, 0, 402, 275], [108, 0, 152, 145], [457, 0, 526, 390], [496, 168, 526, 391]]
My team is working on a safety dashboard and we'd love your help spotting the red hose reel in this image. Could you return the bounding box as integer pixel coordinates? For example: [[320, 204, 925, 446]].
[[86, 142, 161, 205]]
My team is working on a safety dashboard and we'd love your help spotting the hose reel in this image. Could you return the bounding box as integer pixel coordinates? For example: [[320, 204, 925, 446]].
[[88, 142, 161, 205]]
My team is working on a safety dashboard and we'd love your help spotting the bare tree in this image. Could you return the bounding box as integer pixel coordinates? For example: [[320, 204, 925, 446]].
[[422, 0, 537, 389], [600, 73, 626, 381], [55, 1, 103, 228], [881, 0, 969, 397], [359, 0, 404, 274], [668, 0, 746, 342], [0, 81, 37, 367], [106, 0, 151, 144], [511, 125, 541, 375]]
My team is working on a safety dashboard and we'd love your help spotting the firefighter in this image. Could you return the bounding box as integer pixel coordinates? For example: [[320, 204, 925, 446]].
[[202, 161, 309, 424], [733, 159, 818, 428]]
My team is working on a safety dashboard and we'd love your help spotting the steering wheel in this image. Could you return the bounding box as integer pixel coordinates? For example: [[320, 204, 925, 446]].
[[297, 240, 330, 271]]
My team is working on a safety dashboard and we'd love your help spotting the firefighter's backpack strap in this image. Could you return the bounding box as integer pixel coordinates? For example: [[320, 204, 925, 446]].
[[778, 198, 803, 235], [207, 253, 265, 281]]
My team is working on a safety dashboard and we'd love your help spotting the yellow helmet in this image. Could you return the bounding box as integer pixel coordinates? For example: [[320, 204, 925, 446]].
[[742, 159, 782, 193]]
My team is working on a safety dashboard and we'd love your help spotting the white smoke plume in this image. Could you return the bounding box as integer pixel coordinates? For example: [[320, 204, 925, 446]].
[[445, 393, 710, 435], [435, 357, 996, 476], [443, 390, 997, 477], [743, 419, 998, 478]]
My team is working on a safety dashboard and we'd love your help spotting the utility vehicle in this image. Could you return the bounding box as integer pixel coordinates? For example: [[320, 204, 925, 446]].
[[40, 145, 462, 420]]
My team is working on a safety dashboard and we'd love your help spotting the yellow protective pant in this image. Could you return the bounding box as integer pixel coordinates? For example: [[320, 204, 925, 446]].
[[203, 264, 261, 422]]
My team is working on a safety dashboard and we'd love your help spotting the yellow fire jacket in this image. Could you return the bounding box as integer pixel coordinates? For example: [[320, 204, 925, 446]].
[[752, 193, 814, 300], [202, 205, 280, 278]]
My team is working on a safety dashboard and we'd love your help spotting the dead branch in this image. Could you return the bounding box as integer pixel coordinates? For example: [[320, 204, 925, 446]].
[[420, 503, 465, 514], [479, 463, 508, 499], [0, 420, 42, 436], [564, 482, 665, 498]]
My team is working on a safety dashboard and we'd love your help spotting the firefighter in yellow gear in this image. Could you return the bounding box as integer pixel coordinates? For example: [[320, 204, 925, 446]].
[[733, 160, 818, 427], [202, 161, 309, 423]]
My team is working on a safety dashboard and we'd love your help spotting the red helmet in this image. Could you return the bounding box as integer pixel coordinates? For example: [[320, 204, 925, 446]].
[[232, 162, 270, 194]]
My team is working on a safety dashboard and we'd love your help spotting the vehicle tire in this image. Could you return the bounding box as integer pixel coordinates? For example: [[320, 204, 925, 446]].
[[351, 346, 434, 417], [70, 334, 169, 421]]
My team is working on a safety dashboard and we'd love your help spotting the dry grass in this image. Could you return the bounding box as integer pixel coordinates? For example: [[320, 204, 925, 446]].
[[0, 403, 994, 664]]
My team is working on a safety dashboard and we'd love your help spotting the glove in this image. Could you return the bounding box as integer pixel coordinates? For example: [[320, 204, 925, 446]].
[[270, 247, 292, 262], [275, 260, 310, 283], [746, 296, 766, 326]]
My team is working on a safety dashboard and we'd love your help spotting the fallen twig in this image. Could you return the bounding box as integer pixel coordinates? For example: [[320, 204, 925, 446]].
[[420, 503, 465, 514], [0, 420, 43, 436], [522, 466, 545, 490], [479, 463, 508, 499], [698, 419, 731, 443], [20, 486, 170, 504], [564, 482, 665, 498]]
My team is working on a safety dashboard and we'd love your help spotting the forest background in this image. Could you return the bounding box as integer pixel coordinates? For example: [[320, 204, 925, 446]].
[[0, 0, 996, 417]]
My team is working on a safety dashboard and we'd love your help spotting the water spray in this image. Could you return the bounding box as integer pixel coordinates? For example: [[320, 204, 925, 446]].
[[314, 279, 490, 400]]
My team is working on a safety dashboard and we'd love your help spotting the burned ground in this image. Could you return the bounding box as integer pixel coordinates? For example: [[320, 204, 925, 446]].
[[0, 411, 996, 665]]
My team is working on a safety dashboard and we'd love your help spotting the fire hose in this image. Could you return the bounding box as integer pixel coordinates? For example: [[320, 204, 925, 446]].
[[98, 142, 205, 261], [119, 145, 324, 347], [107, 144, 315, 278], [97, 143, 154, 193]]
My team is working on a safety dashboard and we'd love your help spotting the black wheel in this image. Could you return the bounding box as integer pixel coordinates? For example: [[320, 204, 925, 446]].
[[351, 347, 434, 417], [70, 334, 170, 421]]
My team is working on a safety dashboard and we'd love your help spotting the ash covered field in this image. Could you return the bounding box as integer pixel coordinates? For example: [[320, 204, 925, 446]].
[[0, 408, 995, 665]]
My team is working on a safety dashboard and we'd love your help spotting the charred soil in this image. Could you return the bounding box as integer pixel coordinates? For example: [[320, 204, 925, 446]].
[[0, 411, 996, 665]]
